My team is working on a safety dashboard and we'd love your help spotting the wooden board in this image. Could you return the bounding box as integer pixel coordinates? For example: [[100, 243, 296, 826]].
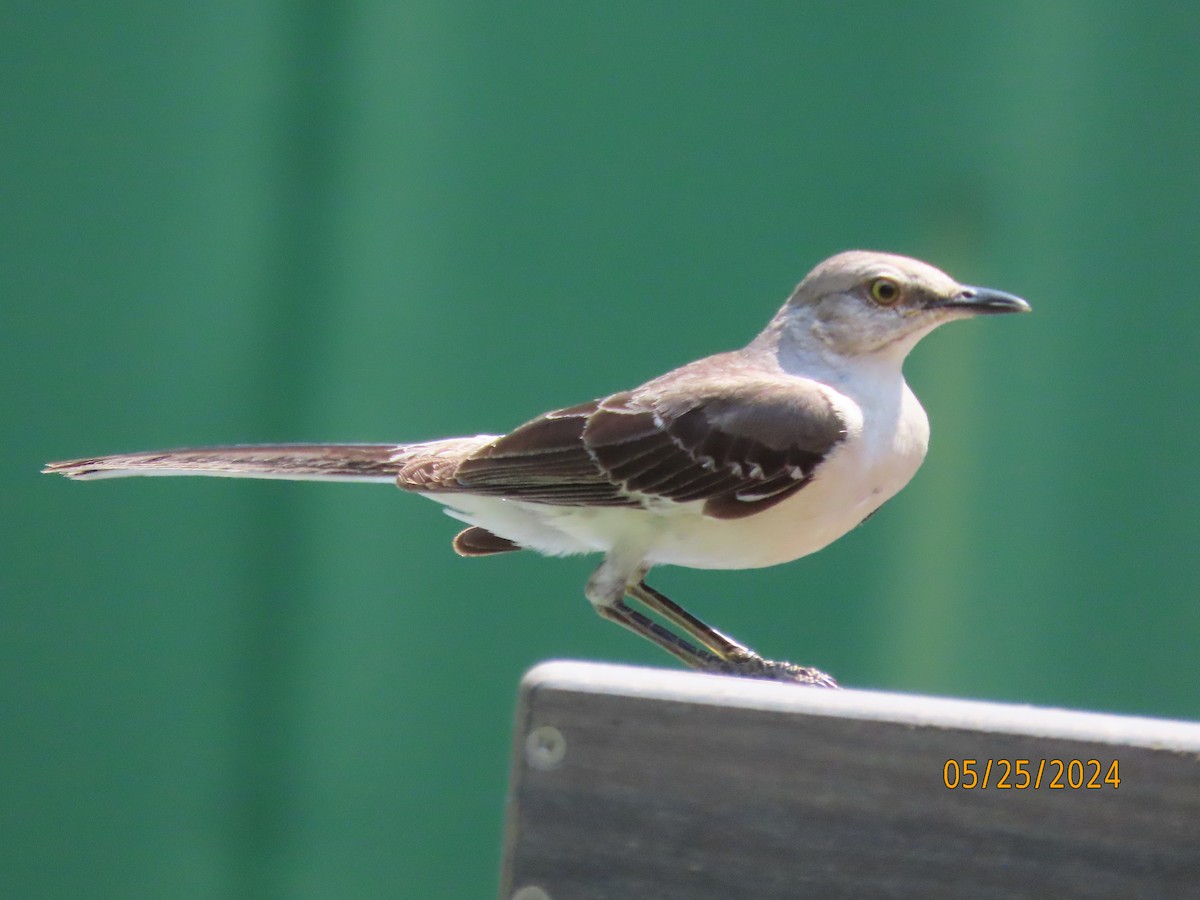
[[500, 662, 1200, 899]]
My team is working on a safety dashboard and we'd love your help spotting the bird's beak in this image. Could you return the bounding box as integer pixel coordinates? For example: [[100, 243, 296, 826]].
[[931, 285, 1032, 315]]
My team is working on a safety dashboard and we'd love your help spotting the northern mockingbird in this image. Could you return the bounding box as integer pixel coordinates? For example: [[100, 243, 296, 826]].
[[45, 251, 1030, 686]]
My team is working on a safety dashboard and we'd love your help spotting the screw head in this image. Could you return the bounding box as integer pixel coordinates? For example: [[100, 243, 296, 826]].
[[524, 725, 566, 770]]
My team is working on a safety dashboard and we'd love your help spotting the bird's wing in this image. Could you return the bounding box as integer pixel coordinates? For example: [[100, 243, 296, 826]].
[[431, 399, 637, 506], [435, 374, 847, 520]]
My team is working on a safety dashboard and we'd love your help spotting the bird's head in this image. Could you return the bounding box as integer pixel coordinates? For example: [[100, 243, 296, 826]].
[[777, 250, 1030, 360]]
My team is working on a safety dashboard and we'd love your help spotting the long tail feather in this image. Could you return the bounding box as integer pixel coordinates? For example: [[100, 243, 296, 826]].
[[42, 443, 409, 483]]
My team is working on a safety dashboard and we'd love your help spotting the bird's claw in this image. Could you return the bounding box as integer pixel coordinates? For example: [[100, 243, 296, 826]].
[[707, 649, 838, 688]]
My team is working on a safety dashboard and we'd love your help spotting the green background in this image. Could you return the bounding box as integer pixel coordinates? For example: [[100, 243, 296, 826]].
[[5, 2, 1200, 897]]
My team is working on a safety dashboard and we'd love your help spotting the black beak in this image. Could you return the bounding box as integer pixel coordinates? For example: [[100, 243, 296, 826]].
[[931, 285, 1032, 315]]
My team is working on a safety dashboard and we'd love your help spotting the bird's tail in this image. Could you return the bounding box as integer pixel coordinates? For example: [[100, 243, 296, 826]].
[[44, 443, 419, 483]]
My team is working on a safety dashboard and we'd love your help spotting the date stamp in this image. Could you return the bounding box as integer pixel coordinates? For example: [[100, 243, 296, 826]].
[[943, 758, 1121, 790]]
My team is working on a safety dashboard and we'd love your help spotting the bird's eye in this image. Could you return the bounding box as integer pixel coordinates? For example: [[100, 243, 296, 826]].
[[869, 277, 901, 305]]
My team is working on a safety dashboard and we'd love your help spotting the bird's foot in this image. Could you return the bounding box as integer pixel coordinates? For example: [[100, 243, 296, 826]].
[[705, 649, 838, 688]]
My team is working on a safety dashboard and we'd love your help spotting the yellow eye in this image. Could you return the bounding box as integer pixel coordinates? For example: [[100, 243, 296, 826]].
[[869, 277, 901, 305]]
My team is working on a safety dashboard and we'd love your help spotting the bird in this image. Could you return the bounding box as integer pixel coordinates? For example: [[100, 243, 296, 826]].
[[44, 250, 1030, 687]]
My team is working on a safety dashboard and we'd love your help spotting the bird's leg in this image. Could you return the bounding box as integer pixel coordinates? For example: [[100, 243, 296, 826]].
[[587, 557, 725, 671], [627, 580, 838, 688], [595, 600, 723, 670], [586, 558, 836, 687], [626, 581, 753, 658]]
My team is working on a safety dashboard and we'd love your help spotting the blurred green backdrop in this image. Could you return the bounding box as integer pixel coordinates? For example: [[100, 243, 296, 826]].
[[5, 2, 1200, 897]]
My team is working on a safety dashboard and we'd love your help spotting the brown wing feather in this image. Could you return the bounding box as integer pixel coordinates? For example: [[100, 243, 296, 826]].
[[585, 385, 844, 519], [452, 401, 639, 506], [441, 365, 847, 519]]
